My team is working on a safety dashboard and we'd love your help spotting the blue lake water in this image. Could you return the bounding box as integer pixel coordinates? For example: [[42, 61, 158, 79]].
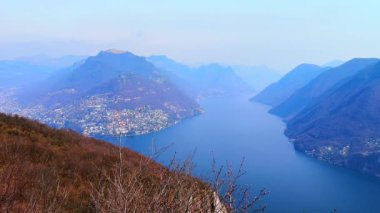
[[100, 95, 380, 212]]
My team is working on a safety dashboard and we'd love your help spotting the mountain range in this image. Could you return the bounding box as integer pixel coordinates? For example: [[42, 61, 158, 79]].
[[253, 58, 380, 177], [286, 61, 380, 176], [270, 58, 380, 118], [147, 55, 253, 98]]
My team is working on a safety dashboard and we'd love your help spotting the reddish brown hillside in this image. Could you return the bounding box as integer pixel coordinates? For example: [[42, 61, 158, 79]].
[[0, 113, 213, 212]]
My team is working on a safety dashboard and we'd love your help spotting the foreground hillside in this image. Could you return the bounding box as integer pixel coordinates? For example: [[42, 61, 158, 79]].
[[0, 113, 217, 212]]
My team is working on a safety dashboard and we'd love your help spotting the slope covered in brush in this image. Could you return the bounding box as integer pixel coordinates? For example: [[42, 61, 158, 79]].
[[0, 113, 216, 212]]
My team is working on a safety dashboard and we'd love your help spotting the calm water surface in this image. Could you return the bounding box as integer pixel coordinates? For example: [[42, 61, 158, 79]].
[[100, 95, 380, 212]]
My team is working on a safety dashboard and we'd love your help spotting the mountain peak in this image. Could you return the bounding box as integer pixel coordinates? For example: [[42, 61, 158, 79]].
[[103, 49, 128, 54]]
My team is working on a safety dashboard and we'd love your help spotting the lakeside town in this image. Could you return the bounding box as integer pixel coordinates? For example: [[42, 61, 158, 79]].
[[0, 89, 179, 136]]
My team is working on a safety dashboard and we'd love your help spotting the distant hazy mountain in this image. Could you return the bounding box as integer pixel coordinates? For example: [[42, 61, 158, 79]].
[[252, 64, 327, 106], [194, 64, 253, 97], [47, 50, 160, 95], [147, 55, 196, 95], [322, 59, 345, 68], [0, 60, 54, 89], [147, 55, 192, 76], [233, 65, 281, 92], [0, 54, 86, 90], [147, 55, 253, 98], [285, 61, 380, 176], [6, 50, 201, 136], [16, 55, 87, 69], [270, 58, 380, 118]]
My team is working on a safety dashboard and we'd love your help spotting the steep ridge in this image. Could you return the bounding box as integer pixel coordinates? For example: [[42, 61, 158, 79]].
[[270, 58, 380, 118], [252, 64, 327, 106], [285, 61, 380, 176]]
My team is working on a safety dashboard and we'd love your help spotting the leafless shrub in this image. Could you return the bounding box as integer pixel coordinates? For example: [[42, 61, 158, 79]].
[[24, 169, 70, 213], [90, 139, 268, 212], [210, 157, 268, 212], [91, 149, 212, 212], [0, 140, 69, 213], [0, 164, 22, 212]]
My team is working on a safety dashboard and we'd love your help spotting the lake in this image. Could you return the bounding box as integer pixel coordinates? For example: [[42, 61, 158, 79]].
[[100, 95, 380, 212]]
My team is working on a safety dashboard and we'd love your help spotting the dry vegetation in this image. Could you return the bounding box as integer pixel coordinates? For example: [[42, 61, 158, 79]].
[[0, 113, 267, 212]]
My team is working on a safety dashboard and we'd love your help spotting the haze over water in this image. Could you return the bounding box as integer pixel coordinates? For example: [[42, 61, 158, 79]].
[[102, 95, 380, 212]]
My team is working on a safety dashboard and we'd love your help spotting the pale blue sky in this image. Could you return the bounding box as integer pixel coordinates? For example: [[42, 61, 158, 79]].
[[1, 0, 380, 71]]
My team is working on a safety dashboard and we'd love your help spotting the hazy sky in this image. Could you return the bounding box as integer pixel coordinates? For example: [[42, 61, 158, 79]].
[[1, 0, 380, 71]]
